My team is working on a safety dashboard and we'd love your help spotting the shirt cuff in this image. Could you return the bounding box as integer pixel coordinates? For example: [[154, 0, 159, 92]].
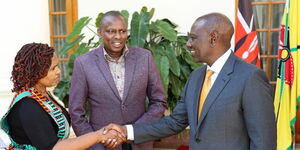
[[125, 125, 134, 140]]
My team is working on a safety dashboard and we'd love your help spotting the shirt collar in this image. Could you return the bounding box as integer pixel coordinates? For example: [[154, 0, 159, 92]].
[[207, 49, 232, 74], [103, 45, 129, 63]]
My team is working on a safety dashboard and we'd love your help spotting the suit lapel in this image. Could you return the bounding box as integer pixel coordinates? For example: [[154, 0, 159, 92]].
[[95, 46, 122, 101], [122, 48, 136, 102], [193, 67, 207, 126], [196, 52, 236, 129]]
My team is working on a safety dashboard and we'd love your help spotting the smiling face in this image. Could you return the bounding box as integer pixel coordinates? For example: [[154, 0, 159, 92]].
[[36, 55, 61, 88], [186, 13, 234, 66], [186, 20, 212, 63], [98, 15, 128, 58]]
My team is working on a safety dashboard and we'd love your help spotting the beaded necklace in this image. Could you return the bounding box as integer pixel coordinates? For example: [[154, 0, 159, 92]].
[[0, 88, 70, 150]]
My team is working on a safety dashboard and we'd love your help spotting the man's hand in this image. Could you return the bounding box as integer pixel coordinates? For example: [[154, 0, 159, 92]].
[[99, 129, 124, 149], [103, 123, 127, 137], [102, 123, 129, 148]]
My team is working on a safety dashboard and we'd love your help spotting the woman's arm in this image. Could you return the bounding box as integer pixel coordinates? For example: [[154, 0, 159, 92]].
[[53, 128, 123, 150]]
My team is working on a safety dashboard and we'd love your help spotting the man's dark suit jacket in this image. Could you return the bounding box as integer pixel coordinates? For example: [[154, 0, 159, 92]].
[[69, 46, 167, 150], [133, 52, 276, 150]]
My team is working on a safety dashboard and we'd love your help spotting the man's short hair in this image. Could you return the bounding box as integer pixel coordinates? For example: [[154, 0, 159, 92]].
[[99, 11, 126, 28]]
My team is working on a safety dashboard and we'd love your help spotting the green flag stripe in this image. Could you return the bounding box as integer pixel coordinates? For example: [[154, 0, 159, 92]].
[[290, 117, 296, 130], [278, 62, 285, 103], [290, 47, 299, 52], [283, 7, 289, 46], [297, 96, 300, 113]]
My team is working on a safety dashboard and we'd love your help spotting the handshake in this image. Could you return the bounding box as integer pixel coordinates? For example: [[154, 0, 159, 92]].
[[97, 124, 129, 149]]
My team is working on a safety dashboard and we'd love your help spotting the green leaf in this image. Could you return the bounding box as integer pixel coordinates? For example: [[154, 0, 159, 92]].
[[149, 20, 159, 33], [149, 8, 155, 19], [169, 73, 183, 99], [151, 48, 162, 68], [140, 7, 154, 20], [67, 17, 91, 41], [120, 10, 129, 27], [180, 64, 191, 80], [159, 56, 170, 95], [155, 46, 167, 56], [178, 36, 188, 44], [59, 34, 85, 55], [141, 6, 147, 13], [192, 62, 202, 69], [87, 36, 95, 46], [129, 12, 150, 47], [91, 38, 103, 48], [174, 46, 182, 56], [182, 50, 201, 69], [95, 13, 104, 28], [175, 36, 188, 56], [161, 18, 178, 28], [153, 54, 161, 70], [68, 43, 89, 70], [53, 80, 70, 103], [156, 20, 177, 41], [166, 48, 180, 76]]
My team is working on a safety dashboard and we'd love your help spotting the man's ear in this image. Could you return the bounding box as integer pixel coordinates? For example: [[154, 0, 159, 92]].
[[97, 28, 102, 37], [209, 30, 219, 46]]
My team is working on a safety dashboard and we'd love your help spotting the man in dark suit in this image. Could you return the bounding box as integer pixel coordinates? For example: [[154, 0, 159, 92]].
[[69, 11, 167, 150], [103, 12, 276, 150]]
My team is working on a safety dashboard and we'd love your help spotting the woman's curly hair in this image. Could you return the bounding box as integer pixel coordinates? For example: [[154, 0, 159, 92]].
[[11, 43, 55, 92]]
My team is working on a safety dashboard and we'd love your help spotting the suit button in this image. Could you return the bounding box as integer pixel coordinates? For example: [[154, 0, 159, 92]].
[[195, 138, 201, 142], [121, 105, 125, 109]]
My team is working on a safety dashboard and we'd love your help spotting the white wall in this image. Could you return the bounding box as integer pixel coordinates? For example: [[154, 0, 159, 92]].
[[78, 0, 235, 41], [0, 0, 50, 94], [0, 0, 50, 145]]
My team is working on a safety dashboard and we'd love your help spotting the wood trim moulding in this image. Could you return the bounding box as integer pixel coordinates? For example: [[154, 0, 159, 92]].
[[48, 0, 54, 47], [256, 28, 281, 32], [252, 1, 285, 5], [71, 0, 78, 24], [50, 35, 68, 39], [260, 55, 278, 58], [50, 12, 67, 15], [234, 0, 238, 43]]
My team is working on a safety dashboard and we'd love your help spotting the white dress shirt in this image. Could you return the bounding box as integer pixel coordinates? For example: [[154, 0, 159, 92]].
[[207, 49, 232, 87]]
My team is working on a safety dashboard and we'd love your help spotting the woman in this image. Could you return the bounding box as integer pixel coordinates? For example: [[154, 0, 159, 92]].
[[0, 43, 122, 150]]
